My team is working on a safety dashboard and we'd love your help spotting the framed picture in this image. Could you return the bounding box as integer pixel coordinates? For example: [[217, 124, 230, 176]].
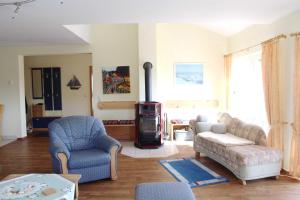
[[174, 63, 204, 85], [102, 66, 130, 94]]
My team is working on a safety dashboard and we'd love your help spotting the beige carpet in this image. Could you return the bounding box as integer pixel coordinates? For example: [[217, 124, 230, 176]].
[[120, 141, 192, 158]]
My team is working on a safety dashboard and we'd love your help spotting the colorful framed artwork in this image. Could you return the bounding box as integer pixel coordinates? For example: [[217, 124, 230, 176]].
[[102, 66, 130, 94], [174, 63, 204, 85]]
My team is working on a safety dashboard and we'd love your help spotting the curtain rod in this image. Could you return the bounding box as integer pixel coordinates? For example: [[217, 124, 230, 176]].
[[291, 32, 300, 37], [225, 34, 287, 56]]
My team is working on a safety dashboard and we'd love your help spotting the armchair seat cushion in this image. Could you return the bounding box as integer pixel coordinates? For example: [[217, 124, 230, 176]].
[[68, 149, 111, 169]]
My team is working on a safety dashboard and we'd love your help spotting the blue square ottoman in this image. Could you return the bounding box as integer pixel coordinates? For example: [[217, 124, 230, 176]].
[[135, 182, 196, 200]]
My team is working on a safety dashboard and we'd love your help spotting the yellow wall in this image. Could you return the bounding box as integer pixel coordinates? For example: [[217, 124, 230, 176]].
[[91, 24, 139, 120], [24, 54, 92, 118], [0, 23, 228, 139], [0, 45, 91, 139], [157, 24, 227, 105]]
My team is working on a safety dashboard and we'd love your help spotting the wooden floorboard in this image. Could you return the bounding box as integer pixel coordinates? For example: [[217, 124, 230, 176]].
[[0, 137, 300, 200]]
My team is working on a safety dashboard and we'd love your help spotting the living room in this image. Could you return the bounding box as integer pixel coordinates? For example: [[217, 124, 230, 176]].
[[0, 0, 300, 199]]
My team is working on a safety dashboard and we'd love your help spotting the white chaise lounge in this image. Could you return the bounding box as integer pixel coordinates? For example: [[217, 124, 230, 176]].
[[190, 113, 282, 185]]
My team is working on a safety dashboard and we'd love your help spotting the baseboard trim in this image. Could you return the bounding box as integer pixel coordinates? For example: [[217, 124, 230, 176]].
[[2, 135, 18, 140], [17, 136, 27, 140]]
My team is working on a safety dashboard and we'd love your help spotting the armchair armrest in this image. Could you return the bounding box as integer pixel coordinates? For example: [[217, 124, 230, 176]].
[[96, 135, 122, 153], [96, 134, 121, 180], [49, 139, 70, 159], [49, 137, 70, 174]]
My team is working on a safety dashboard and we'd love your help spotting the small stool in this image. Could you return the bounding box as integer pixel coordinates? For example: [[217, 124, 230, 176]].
[[135, 182, 196, 200]]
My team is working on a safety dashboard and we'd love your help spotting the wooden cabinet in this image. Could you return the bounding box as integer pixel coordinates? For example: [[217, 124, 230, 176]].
[[103, 120, 135, 140], [105, 124, 135, 140], [43, 67, 62, 111], [32, 117, 60, 132]]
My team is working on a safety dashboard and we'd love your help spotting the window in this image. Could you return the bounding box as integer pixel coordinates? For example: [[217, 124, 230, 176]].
[[230, 49, 268, 131]]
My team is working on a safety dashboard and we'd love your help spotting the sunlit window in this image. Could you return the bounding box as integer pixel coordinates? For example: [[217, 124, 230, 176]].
[[230, 49, 268, 132]]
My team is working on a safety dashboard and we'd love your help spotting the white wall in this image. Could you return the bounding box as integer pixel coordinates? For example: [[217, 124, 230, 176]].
[[228, 10, 300, 170], [24, 54, 92, 118], [91, 24, 139, 120]]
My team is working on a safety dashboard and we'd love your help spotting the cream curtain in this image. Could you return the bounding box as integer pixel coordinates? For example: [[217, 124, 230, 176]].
[[290, 36, 300, 178], [224, 54, 232, 110], [261, 40, 283, 151]]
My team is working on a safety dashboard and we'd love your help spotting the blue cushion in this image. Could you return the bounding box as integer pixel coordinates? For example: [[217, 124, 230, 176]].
[[68, 149, 111, 169], [135, 182, 196, 200]]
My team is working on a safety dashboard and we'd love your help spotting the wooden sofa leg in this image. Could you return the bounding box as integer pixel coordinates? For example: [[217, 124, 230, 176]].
[[195, 152, 200, 159], [241, 180, 247, 186], [57, 153, 68, 174], [110, 146, 119, 181]]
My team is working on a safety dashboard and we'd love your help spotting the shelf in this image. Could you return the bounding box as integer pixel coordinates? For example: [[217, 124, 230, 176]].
[[98, 101, 136, 109], [104, 124, 135, 127]]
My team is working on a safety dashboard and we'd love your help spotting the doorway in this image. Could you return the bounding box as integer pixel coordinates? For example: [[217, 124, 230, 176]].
[[23, 53, 93, 136]]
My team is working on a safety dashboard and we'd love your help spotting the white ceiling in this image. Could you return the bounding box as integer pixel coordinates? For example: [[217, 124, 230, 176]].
[[0, 0, 300, 45]]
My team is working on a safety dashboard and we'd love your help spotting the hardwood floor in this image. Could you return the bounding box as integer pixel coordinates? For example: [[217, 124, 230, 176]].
[[1, 137, 300, 200]]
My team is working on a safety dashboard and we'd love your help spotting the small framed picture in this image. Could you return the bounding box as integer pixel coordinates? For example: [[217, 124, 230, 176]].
[[174, 63, 204, 85], [102, 66, 130, 94]]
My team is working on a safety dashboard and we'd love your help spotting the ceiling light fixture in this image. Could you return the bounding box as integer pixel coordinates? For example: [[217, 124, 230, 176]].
[[0, 0, 64, 19], [0, 0, 36, 13]]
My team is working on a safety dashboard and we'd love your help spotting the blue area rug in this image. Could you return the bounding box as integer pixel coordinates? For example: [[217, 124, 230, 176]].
[[160, 158, 228, 187]]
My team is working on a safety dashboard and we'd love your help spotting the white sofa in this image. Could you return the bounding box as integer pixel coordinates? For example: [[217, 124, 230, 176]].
[[190, 113, 282, 185]]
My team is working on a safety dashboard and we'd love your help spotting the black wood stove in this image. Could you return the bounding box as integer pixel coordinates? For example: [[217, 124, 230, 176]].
[[135, 62, 163, 149]]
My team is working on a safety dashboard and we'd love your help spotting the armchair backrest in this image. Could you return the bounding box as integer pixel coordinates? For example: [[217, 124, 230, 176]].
[[49, 116, 106, 151]]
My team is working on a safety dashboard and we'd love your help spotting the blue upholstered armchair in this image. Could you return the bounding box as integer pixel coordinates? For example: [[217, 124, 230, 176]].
[[48, 116, 121, 183]]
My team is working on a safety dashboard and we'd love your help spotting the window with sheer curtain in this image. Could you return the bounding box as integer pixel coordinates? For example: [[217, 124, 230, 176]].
[[230, 49, 268, 132]]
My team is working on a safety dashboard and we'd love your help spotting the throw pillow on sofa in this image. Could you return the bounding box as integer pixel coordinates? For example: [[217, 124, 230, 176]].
[[195, 122, 212, 133], [211, 123, 227, 134], [196, 115, 208, 122]]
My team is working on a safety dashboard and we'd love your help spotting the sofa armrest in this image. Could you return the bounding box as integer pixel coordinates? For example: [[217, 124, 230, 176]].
[[189, 120, 197, 135]]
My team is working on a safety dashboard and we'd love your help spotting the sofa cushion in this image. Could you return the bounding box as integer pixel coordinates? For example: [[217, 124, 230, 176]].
[[211, 123, 226, 134], [227, 118, 242, 135], [194, 134, 282, 170], [197, 132, 254, 147], [69, 149, 111, 169], [216, 113, 267, 146], [235, 123, 267, 146], [217, 113, 233, 127], [196, 115, 208, 122], [135, 182, 196, 200], [226, 145, 282, 167], [195, 122, 212, 133]]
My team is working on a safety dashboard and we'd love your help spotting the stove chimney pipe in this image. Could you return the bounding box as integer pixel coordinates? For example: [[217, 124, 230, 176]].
[[143, 62, 152, 102]]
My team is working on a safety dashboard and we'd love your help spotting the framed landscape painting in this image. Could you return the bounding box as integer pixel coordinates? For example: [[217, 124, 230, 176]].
[[175, 63, 204, 85], [102, 66, 130, 94]]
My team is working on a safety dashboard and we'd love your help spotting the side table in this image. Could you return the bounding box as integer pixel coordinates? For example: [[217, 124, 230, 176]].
[[169, 123, 190, 141]]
